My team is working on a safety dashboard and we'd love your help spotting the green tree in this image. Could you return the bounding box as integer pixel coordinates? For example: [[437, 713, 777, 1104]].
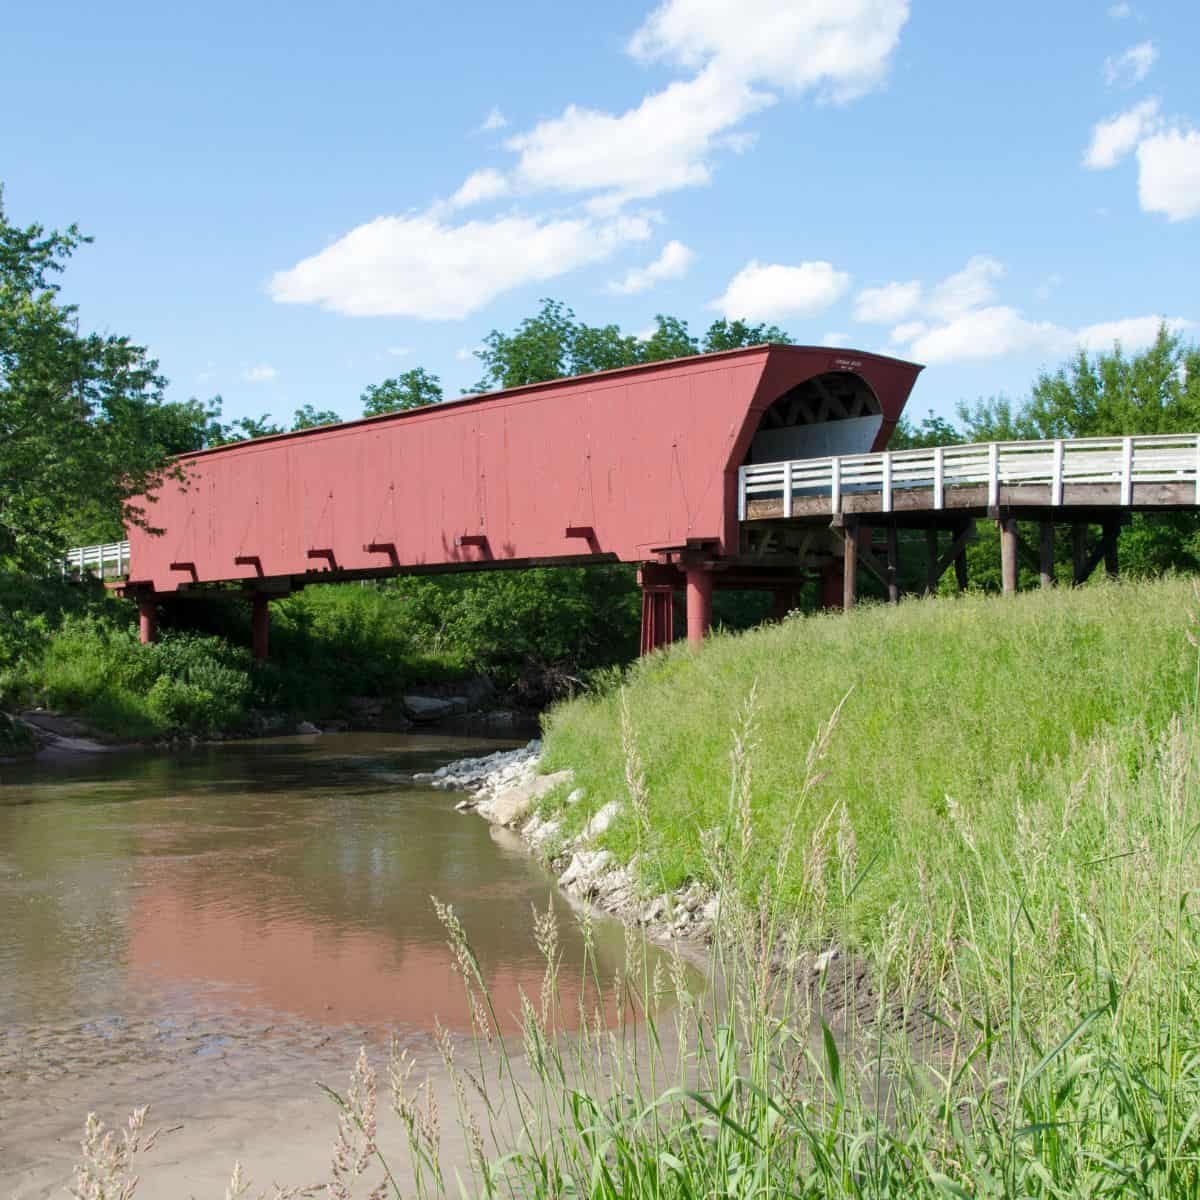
[[362, 367, 443, 416], [702, 318, 793, 352], [954, 396, 1038, 442], [209, 414, 284, 444], [291, 404, 341, 430], [472, 299, 581, 391], [0, 196, 198, 560], [638, 315, 700, 363], [1026, 326, 1200, 438], [571, 322, 641, 376], [889, 411, 964, 450]]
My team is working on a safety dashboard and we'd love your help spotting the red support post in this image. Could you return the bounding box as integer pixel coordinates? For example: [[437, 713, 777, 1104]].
[[138, 595, 158, 645], [639, 586, 674, 655], [252, 593, 270, 664], [685, 566, 713, 646]]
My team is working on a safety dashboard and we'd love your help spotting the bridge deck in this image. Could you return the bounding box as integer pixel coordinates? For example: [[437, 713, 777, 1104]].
[[739, 434, 1200, 524]]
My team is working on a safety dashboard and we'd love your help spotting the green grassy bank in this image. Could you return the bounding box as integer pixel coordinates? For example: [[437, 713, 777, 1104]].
[[477, 577, 1199, 1196], [542, 577, 1196, 934]]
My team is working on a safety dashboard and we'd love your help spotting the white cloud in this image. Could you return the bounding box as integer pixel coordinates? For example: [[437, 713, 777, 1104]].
[[1083, 97, 1161, 169], [853, 279, 921, 323], [710, 259, 851, 321], [896, 306, 1191, 365], [1104, 41, 1157, 87], [927, 255, 1004, 320], [456, 346, 483, 361], [889, 320, 927, 344], [242, 364, 278, 383], [448, 167, 510, 209], [386, 346, 412, 358], [1108, 2, 1132, 16], [479, 106, 508, 132], [876, 254, 1193, 364], [608, 240, 695, 294], [507, 0, 910, 206], [906, 307, 1067, 364], [508, 66, 770, 204], [1078, 315, 1194, 350], [628, 0, 911, 105], [270, 210, 652, 320], [821, 331, 851, 347], [1136, 127, 1200, 221]]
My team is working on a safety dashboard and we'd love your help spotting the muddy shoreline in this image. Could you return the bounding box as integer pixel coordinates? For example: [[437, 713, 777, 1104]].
[[3, 691, 539, 766]]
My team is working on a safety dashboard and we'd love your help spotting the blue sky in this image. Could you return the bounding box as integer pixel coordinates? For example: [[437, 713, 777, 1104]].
[[4, 0, 1198, 427]]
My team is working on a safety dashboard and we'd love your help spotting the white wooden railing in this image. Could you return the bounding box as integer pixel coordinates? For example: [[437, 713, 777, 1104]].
[[62, 541, 131, 579], [738, 433, 1200, 519]]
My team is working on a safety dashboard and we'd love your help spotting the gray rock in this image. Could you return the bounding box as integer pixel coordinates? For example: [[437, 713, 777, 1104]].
[[403, 695, 457, 721], [296, 720, 321, 735], [477, 768, 573, 827]]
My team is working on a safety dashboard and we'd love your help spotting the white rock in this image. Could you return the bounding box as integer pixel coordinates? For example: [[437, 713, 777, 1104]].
[[558, 849, 612, 894], [527, 817, 562, 850], [566, 788, 585, 806], [582, 800, 621, 841]]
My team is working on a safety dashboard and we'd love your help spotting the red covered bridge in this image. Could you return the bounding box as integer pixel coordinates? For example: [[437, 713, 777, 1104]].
[[120, 344, 922, 658]]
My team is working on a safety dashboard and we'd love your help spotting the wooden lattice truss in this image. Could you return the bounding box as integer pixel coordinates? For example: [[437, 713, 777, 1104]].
[[758, 371, 882, 430]]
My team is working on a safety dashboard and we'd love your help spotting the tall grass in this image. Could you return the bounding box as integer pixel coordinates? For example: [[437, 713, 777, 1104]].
[[541, 578, 1197, 950]]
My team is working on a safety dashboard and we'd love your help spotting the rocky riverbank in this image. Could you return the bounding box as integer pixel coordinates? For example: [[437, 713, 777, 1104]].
[[425, 743, 718, 943]]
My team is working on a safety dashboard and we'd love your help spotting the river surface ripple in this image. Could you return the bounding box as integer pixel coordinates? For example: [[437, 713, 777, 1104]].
[[0, 732, 644, 1196]]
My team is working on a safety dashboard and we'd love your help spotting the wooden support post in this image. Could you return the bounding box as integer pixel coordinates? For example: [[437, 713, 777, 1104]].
[[886, 526, 901, 604], [925, 528, 940, 596], [137, 595, 158, 646], [999, 517, 1019, 595], [1103, 519, 1119, 579], [685, 566, 713, 646], [842, 520, 858, 611], [954, 549, 969, 591], [251, 593, 271, 664], [1072, 523, 1089, 586], [1074, 520, 1123, 586], [923, 519, 976, 592], [1039, 521, 1055, 589]]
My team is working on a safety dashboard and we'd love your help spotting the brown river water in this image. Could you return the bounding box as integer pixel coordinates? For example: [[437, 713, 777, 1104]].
[[0, 732, 651, 1197]]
